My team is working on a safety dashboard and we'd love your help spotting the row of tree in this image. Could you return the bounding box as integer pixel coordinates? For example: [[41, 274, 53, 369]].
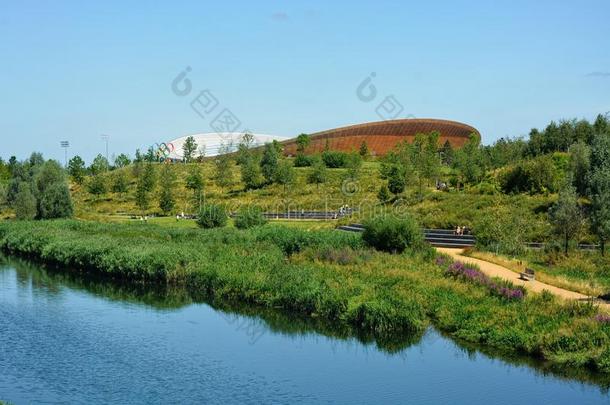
[[0, 153, 73, 220], [377, 131, 484, 200], [481, 114, 610, 169], [550, 141, 610, 256]]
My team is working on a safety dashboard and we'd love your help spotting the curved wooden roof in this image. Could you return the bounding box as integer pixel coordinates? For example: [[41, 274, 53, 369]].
[[282, 118, 479, 155]]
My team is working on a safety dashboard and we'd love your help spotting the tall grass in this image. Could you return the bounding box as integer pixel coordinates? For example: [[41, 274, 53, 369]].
[[2, 219, 610, 373]]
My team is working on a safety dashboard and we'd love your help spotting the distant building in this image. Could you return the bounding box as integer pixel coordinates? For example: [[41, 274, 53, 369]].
[[281, 118, 480, 156], [166, 118, 479, 159], [166, 133, 287, 159]]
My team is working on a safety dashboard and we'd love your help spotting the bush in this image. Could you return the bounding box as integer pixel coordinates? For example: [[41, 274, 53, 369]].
[[197, 204, 228, 228], [498, 155, 562, 194], [13, 182, 37, 220], [294, 154, 313, 167], [234, 206, 268, 229], [38, 182, 73, 219], [362, 214, 423, 253], [321, 151, 348, 168]]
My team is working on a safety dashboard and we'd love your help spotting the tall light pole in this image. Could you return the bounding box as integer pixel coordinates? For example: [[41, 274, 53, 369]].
[[60, 141, 70, 167], [101, 134, 109, 161]]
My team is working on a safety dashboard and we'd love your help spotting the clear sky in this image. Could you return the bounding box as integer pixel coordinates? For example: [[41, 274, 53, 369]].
[[2, 0, 609, 163]]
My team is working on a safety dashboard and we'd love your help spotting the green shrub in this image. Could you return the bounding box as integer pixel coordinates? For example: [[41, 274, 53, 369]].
[[294, 154, 313, 167], [321, 151, 348, 168], [362, 214, 423, 253], [234, 205, 267, 229], [498, 155, 562, 194], [38, 182, 73, 219], [197, 204, 228, 228]]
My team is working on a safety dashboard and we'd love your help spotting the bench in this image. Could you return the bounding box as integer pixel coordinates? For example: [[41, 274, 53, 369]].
[[520, 268, 535, 281]]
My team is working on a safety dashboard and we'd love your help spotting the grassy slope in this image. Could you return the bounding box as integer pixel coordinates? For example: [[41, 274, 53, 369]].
[[2, 219, 610, 374], [71, 161, 553, 237], [70, 161, 610, 291]]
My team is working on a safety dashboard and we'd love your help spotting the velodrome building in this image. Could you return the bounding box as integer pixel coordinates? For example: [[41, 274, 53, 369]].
[[166, 118, 479, 159]]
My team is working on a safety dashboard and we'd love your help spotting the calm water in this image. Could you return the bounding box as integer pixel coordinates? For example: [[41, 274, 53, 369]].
[[1, 256, 609, 404]]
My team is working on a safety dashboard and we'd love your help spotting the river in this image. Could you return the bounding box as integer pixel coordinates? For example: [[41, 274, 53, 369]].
[[1, 255, 609, 404]]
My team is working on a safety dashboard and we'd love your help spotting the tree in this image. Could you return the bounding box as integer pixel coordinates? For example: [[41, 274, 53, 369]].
[[90, 154, 109, 175], [8, 156, 18, 175], [440, 140, 454, 165], [568, 142, 590, 196], [590, 168, 610, 255], [359, 141, 370, 159], [134, 149, 144, 163], [307, 156, 327, 190], [214, 143, 234, 191], [87, 174, 107, 198], [135, 179, 150, 214], [410, 134, 427, 194], [159, 165, 176, 215], [590, 130, 610, 173], [28, 152, 44, 168], [182, 136, 198, 163], [13, 182, 37, 220], [550, 184, 582, 255], [185, 165, 204, 211], [324, 138, 331, 152], [0, 158, 9, 182], [236, 133, 255, 165], [34, 160, 72, 219], [296, 133, 311, 156], [593, 113, 609, 135], [387, 164, 406, 196], [145, 146, 156, 163], [345, 152, 363, 180], [6, 164, 28, 205], [453, 134, 484, 186], [424, 131, 441, 185], [241, 157, 262, 191], [67, 156, 86, 184], [142, 163, 157, 192], [260, 142, 280, 184], [274, 159, 296, 193], [377, 183, 391, 203], [114, 153, 131, 168], [111, 171, 129, 195], [38, 182, 73, 219], [34, 160, 64, 198], [197, 144, 207, 161], [0, 182, 7, 208]]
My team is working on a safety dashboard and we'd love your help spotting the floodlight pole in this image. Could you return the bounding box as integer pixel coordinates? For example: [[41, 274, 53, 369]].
[[60, 141, 70, 167], [101, 134, 110, 161]]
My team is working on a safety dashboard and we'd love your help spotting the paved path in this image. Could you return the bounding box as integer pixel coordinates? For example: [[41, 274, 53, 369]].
[[437, 248, 609, 308]]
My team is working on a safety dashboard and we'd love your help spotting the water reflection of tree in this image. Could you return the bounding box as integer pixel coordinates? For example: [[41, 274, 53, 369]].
[[4, 253, 610, 391], [2, 253, 423, 353]]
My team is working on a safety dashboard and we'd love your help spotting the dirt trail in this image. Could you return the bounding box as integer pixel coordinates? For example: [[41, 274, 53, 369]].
[[437, 248, 609, 308]]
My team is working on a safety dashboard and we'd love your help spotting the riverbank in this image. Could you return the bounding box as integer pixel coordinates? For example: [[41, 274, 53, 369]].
[[438, 248, 609, 307], [2, 219, 610, 374]]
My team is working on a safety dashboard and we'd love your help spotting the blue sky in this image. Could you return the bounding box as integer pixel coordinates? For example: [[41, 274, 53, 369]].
[[1, 0, 609, 163]]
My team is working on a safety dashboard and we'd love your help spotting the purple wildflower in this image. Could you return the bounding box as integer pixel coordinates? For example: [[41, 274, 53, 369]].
[[594, 314, 610, 324], [444, 260, 524, 301]]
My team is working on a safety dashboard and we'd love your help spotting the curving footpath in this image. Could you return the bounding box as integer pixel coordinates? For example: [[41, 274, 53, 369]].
[[437, 248, 609, 309]]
